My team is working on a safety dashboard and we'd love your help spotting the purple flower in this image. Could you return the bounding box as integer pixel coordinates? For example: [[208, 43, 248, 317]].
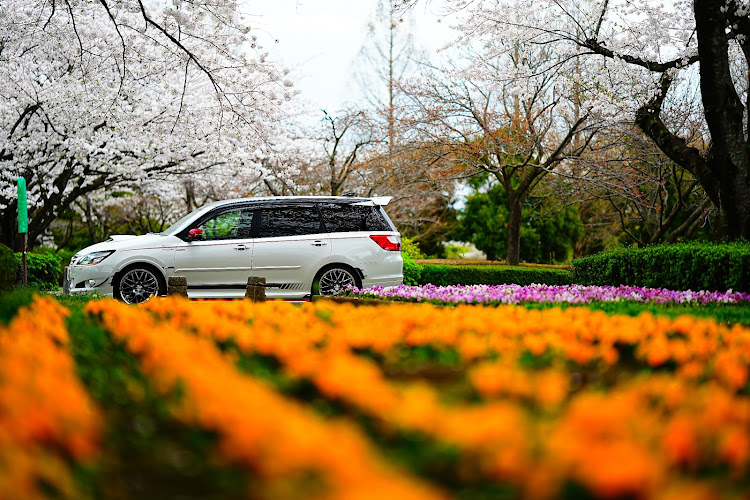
[[348, 283, 750, 306]]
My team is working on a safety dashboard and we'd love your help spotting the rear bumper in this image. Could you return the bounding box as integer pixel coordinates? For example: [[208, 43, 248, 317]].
[[361, 278, 403, 289], [360, 254, 403, 289]]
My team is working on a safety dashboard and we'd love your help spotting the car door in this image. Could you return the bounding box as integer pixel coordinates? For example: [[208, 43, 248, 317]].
[[250, 204, 331, 298], [174, 207, 255, 298]]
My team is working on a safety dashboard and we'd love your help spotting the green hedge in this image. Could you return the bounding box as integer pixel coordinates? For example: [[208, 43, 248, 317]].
[[401, 237, 425, 286], [14, 251, 63, 290], [572, 242, 750, 292], [417, 264, 574, 286], [403, 257, 422, 286]]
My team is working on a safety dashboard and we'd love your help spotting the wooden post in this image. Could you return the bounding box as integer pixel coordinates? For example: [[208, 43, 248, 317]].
[[245, 276, 266, 302], [21, 233, 27, 286], [17, 178, 28, 286], [168, 276, 188, 297]]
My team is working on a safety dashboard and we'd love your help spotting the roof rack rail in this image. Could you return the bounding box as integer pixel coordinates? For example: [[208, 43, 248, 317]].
[[342, 192, 356, 197]]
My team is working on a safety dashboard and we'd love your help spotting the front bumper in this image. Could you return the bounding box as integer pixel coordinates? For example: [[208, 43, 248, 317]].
[[64, 265, 115, 297]]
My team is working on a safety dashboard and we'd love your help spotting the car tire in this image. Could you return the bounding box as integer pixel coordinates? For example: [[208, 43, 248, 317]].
[[113, 265, 166, 304], [313, 265, 361, 296]]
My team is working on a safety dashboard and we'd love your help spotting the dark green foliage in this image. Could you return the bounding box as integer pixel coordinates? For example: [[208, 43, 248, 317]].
[[418, 264, 574, 286], [0, 243, 15, 290], [587, 301, 750, 326], [14, 251, 63, 290], [457, 182, 584, 263], [572, 242, 750, 292]]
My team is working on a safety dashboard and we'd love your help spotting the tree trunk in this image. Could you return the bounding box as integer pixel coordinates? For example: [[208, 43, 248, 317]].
[[0, 201, 19, 251], [694, 0, 750, 239], [506, 192, 523, 266]]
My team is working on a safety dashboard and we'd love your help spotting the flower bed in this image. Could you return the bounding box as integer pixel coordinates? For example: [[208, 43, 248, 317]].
[[349, 283, 750, 305], [4, 294, 750, 499]]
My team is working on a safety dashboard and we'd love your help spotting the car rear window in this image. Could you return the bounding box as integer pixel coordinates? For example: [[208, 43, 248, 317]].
[[320, 204, 393, 232]]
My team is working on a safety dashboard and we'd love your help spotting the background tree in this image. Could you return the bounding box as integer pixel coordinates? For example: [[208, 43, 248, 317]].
[[585, 128, 713, 246], [355, 0, 421, 154], [403, 38, 597, 265], [458, 176, 584, 262], [314, 109, 379, 196]]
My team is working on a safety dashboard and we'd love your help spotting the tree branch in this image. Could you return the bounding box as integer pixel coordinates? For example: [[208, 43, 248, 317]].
[[634, 73, 718, 205]]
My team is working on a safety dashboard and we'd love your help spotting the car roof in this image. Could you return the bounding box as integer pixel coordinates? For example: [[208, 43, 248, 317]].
[[203, 195, 392, 209]]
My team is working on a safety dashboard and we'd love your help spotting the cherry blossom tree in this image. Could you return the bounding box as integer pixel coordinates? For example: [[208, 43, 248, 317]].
[[398, 0, 750, 240], [0, 0, 294, 250]]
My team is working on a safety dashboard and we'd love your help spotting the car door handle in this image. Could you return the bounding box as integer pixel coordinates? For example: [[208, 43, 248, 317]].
[[234, 245, 248, 251], [311, 241, 327, 247]]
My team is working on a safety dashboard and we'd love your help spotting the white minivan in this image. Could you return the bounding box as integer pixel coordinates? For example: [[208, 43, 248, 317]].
[[65, 196, 403, 304]]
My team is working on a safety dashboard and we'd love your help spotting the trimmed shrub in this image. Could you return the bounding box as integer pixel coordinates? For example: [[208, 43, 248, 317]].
[[415, 259, 569, 269], [14, 252, 63, 290], [572, 242, 750, 292], [401, 237, 426, 260], [418, 264, 574, 286]]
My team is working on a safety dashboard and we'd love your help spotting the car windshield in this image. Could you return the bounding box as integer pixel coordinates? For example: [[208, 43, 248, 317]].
[[161, 208, 207, 235]]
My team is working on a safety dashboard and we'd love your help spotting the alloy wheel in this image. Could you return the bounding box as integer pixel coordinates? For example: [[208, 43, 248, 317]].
[[318, 267, 356, 295], [119, 268, 161, 304]]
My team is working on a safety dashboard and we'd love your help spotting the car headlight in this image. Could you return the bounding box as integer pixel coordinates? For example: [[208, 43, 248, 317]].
[[76, 250, 115, 266]]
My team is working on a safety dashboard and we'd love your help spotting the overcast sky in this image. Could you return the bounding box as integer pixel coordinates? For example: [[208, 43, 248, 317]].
[[252, 0, 456, 112]]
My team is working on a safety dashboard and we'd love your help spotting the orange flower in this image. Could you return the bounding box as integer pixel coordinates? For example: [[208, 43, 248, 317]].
[[662, 416, 700, 467], [714, 351, 748, 391], [719, 426, 750, 470]]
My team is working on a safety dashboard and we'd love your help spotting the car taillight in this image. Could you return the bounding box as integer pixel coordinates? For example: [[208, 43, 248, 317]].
[[370, 234, 401, 251]]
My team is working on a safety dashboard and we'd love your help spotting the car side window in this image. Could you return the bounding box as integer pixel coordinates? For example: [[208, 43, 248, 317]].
[[320, 204, 391, 232], [258, 206, 322, 238], [199, 209, 254, 241]]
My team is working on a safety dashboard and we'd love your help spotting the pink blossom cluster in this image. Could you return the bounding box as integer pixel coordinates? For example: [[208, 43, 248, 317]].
[[348, 283, 750, 306]]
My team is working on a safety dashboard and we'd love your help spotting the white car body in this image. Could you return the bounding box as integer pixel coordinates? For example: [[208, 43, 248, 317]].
[[65, 196, 403, 303]]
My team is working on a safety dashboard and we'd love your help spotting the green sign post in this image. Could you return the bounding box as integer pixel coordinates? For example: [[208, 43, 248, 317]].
[[17, 178, 27, 285]]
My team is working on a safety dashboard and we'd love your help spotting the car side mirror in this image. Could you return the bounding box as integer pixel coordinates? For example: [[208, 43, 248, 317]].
[[187, 228, 204, 241]]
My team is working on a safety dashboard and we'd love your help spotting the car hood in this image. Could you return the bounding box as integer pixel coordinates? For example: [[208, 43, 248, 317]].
[[73, 233, 182, 259], [108, 235, 140, 242]]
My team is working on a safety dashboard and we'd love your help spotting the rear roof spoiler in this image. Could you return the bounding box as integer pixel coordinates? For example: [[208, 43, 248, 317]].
[[353, 196, 393, 207]]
